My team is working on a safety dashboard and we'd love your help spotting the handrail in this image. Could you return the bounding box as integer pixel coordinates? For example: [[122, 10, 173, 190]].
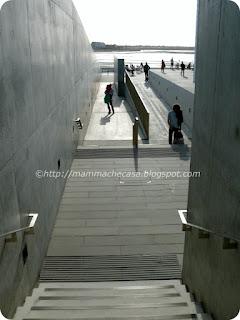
[[178, 210, 239, 249], [0, 213, 38, 242]]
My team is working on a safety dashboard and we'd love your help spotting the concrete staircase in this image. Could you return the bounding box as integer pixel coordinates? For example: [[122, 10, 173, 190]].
[[14, 280, 212, 320]]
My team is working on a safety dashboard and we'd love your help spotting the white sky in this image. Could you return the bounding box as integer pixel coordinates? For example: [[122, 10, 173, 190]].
[[0, 0, 239, 45], [73, 0, 198, 46]]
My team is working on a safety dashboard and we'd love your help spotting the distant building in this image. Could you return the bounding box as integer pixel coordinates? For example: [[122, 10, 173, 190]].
[[91, 42, 106, 50]]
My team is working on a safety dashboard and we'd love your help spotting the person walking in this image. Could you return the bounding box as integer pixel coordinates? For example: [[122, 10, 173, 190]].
[[168, 105, 182, 144], [143, 62, 150, 81], [180, 61, 186, 77], [161, 60, 166, 73], [170, 58, 174, 70], [104, 84, 114, 115], [130, 64, 135, 76]]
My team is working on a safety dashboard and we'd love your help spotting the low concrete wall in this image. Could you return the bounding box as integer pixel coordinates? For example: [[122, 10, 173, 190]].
[[0, 0, 99, 316], [183, 0, 240, 319], [114, 57, 125, 97], [125, 72, 149, 139], [149, 70, 194, 133]]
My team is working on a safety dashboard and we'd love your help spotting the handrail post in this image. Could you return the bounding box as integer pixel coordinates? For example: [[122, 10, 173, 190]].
[[0, 213, 38, 241], [178, 210, 239, 249], [133, 117, 139, 148]]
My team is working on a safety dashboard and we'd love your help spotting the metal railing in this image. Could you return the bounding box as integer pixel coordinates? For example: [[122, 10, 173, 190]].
[[0, 213, 38, 242], [178, 210, 239, 249]]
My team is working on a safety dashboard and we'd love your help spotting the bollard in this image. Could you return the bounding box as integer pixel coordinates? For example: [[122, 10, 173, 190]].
[[133, 117, 139, 147]]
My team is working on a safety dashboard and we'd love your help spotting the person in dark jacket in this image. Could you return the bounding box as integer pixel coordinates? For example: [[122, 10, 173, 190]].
[[143, 62, 150, 81], [104, 84, 114, 115], [180, 61, 186, 77], [161, 60, 166, 73], [168, 104, 183, 144]]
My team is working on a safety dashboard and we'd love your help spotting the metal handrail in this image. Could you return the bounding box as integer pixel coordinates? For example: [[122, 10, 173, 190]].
[[0, 213, 38, 242], [178, 210, 239, 249]]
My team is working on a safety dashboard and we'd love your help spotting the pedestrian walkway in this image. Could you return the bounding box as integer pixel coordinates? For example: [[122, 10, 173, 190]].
[[129, 72, 192, 144], [152, 69, 195, 94], [45, 145, 190, 275], [83, 82, 144, 147]]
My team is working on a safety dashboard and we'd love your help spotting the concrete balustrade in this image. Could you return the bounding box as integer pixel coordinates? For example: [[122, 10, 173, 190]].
[[125, 72, 149, 140], [148, 70, 194, 134]]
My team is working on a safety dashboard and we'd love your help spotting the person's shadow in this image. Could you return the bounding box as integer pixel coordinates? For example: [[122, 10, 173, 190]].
[[100, 115, 111, 125], [144, 81, 150, 88]]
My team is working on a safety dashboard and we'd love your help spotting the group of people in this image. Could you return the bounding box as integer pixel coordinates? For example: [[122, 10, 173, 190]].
[[125, 64, 135, 76], [126, 62, 150, 80], [126, 59, 193, 81]]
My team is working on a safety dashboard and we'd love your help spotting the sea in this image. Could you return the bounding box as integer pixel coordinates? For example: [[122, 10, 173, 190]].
[[95, 50, 195, 68]]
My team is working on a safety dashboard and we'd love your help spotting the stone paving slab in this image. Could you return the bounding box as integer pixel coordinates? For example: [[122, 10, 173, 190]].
[[47, 155, 189, 268], [84, 82, 144, 142]]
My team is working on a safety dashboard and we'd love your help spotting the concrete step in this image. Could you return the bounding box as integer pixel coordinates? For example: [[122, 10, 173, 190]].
[[74, 146, 191, 160], [78, 140, 174, 148], [20, 306, 202, 319], [14, 281, 212, 320]]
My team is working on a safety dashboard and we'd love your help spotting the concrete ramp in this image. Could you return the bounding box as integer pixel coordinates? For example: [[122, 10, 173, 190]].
[[83, 82, 144, 146]]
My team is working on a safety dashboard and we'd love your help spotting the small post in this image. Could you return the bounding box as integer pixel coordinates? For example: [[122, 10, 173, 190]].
[[133, 117, 139, 147], [182, 224, 192, 232], [198, 230, 210, 239], [222, 238, 238, 250], [5, 232, 17, 243]]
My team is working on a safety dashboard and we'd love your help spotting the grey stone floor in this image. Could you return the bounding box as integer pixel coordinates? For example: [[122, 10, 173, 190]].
[[84, 82, 144, 145], [46, 73, 191, 269], [47, 155, 189, 267]]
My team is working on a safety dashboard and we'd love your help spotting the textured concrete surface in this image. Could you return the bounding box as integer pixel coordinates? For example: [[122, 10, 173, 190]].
[[130, 73, 192, 144], [183, 1, 240, 319], [0, 0, 99, 317], [47, 155, 190, 267], [83, 82, 143, 145], [13, 280, 211, 320], [148, 70, 194, 134], [114, 58, 125, 97], [150, 70, 195, 94]]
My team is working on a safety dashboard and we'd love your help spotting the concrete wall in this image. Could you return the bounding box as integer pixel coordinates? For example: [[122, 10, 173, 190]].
[[149, 70, 194, 136], [0, 0, 99, 316], [183, 1, 240, 319], [114, 57, 125, 97]]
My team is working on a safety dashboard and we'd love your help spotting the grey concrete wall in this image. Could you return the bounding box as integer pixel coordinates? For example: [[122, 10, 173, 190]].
[[149, 70, 194, 135], [183, 1, 240, 319], [0, 0, 99, 317], [114, 58, 125, 97]]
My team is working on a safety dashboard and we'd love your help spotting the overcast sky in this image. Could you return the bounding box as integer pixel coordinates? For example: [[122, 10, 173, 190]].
[[73, 0, 198, 46], [0, 0, 239, 45]]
